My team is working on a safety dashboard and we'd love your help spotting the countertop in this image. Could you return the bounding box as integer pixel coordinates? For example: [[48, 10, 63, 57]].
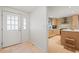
[[62, 29, 79, 32]]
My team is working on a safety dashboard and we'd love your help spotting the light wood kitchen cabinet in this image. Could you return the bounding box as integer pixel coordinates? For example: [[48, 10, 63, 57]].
[[48, 29, 60, 38], [52, 18, 57, 25], [71, 15, 79, 29], [52, 18, 62, 26]]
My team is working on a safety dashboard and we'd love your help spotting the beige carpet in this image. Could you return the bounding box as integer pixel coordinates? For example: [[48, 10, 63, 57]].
[[48, 35, 73, 53]]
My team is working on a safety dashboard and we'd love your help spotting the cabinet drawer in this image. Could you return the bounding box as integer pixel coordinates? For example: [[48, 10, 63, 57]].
[[65, 38, 75, 45]]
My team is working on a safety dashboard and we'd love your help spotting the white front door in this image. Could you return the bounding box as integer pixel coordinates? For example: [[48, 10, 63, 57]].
[[2, 11, 21, 47]]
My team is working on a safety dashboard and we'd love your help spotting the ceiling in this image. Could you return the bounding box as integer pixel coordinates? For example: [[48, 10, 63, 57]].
[[9, 6, 38, 13], [48, 6, 79, 18], [7, 6, 79, 17]]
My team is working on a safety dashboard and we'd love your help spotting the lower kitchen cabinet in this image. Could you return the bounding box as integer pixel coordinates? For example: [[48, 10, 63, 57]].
[[61, 31, 79, 52]]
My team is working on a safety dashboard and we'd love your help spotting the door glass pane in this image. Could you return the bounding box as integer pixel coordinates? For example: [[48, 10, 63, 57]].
[[7, 25, 11, 30], [7, 15, 19, 30], [11, 21, 15, 25], [11, 16, 14, 20], [23, 18, 26, 29], [7, 20, 10, 24], [15, 21, 18, 25], [11, 25, 14, 30]]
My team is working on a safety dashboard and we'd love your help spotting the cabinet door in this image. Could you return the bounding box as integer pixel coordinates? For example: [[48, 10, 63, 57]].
[[72, 15, 79, 29]]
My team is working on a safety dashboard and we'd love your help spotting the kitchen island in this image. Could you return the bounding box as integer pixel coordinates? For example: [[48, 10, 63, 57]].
[[61, 29, 79, 52]]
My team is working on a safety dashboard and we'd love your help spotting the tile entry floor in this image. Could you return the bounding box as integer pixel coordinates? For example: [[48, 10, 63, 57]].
[[0, 35, 78, 53], [0, 41, 43, 53], [48, 35, 73, 53]]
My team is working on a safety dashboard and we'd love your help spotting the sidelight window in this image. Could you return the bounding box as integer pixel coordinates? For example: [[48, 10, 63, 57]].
[[23, 18, 26, 30]]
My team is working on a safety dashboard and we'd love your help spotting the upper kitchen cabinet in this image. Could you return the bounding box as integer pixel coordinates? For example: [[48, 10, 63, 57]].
[[62, 17, 72, 24], [59, 17, 72, 29], [60, 15, 79, 30], [71, 15, 79, 29], [48, 15, 79, 30]]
